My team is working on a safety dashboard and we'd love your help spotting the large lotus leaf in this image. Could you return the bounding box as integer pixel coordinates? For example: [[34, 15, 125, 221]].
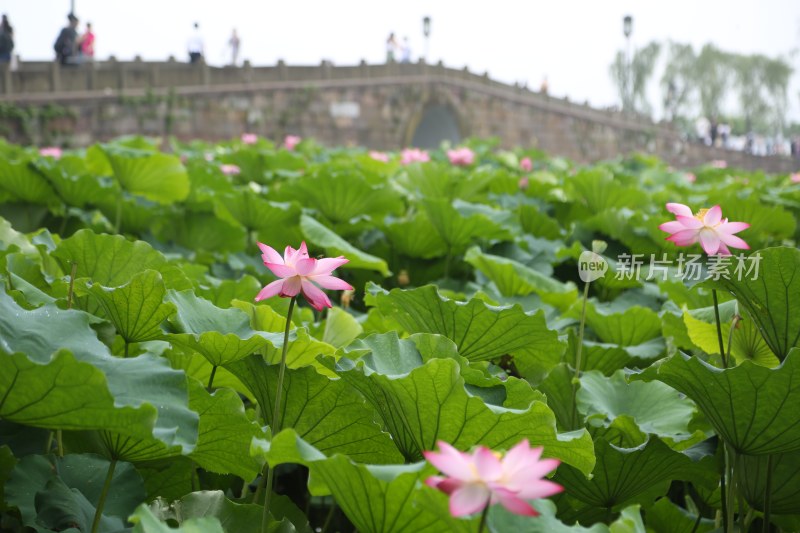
[[564, 168, 647, 214], [738, 451, 800, 515], [98, 145, 190, 204], [5, 453, 145, 533], [96, 192, 168, 235], [254, 430, 472, 533], [421, 198, 512, 253], [130, 504, 224, 533], [34, 155, 118, 208], [577, 371, 701, 446], [311, 306, 363, 348], [164, 349, 251, 401], [465, 246, 577, 309], [52, 229, 167, 287], [0, 157, 58, 205], [581, 302, 662, 346], [300, 214, 390, 276], [275, 169, 403, 226], [382, 211, 448, 259], [226, 354, 402, 463], [683, 310, 779, 367], [554, 438, 717, 510], [0, 216, 37, 254], [0, 287, 197, 452], [137, 458, 194, 504], [215, 193, 301, 233], [159, 211, 247, 254], [703, 247, 800, 360], [0, 445, 16, 512], [715, 195, 796, 245], [488, 499, 647, 533], [518, 204, 564, 240], [646, 349, 800, 455], [164, 290, 283, 367], [84, 270, 175, 344], [396, 161, 493, 201], [197, 275, 263, 309], [328, 333, 595, 474], [644, 498, 715, 533], [368, 284, 561, 364]]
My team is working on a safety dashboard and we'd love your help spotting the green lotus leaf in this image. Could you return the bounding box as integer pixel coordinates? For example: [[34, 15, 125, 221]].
[[554, 438, 717, 511], [738, 451, 800, 515], [0, 287, 197, 452], [34, 155, 118, 208], [300, 214, 390, 276], [0, 157, 58, 205], [254, 430, 472, 533], [382, 211, 448, 259], [129, 503, 224, 533], [85, 270, 175, 345], [581, 302, 662, 347], [488, 499, 647, 533], [368, 284, 561, 364], [465, 246, 577, 309], [646, 349, 800, 455], [5, 453, 145, 533], [227, 355, 402, 463], [421, 198, 512, 254], [703, 247, 800, 360], [328, 332, 595, 474], [158, 211, 248, 254], [97, 145, 190, 204], [644, 498, 715, 533]]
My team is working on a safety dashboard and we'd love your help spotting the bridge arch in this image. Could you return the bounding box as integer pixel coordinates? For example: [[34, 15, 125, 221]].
[[403, 90, 466, 149]]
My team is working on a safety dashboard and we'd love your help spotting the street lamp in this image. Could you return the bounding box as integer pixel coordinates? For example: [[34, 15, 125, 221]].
[[422, 16, 431, 62], [622, 15, 633, 113]]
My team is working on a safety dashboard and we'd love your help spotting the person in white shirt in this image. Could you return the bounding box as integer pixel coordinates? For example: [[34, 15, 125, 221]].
[[187, 22, 204, 64], [400, 37, 411, 63], [228, 28, 240, 66]]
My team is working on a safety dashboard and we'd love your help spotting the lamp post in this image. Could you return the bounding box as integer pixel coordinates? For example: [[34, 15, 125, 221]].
[[623, 15, 633, 113], [422, 16, 431, 62]]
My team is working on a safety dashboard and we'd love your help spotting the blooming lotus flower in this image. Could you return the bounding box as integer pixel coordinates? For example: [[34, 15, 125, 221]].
[[369, 150, 389, 162], [791, 172, 800, 183], [39, 147, 62, 159], [241, 133, 258, 144], [400, 148, 430, 165], [219, 164, 241, 176], [424, 440, 562, 518], [710, 160, 728, 168], [256, 241, 353, 311], [284, 135, 301, 151], [658, 203, 750, 256], [520, 157, 532, 172], [447, 147, 475, 166], [518, 176, 529, 190], [685, 173, 696, 183]]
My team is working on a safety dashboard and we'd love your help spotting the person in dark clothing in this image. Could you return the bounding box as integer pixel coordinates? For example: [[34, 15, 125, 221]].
[[0, 14, 14, 63], [54, 13, 79, 65]]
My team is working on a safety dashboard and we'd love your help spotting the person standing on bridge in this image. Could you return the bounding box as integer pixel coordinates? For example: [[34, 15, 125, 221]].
[[386, 33, 398, 63], [228, 29, 240, 66], [0, 15, 14, 64], [54, 13, 80, 66], [187, 22, 205, 64], [77, 22, 95, 62]]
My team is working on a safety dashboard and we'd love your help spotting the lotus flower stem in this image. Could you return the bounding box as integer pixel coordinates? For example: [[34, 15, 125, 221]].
[[67, 262, 78, 310], [56, 429, 64, 457], [91, 458, 117, 533], [477, 503, 490, 533], [712, 290, 727, 368], [207, 365, 217, 391], [570, 280, 591, 428], [762, 454, 774, 533], [725, 445, 735, 532], [725, 315, 740, 365], [261, 296, 297, 533], [114, 195, 122, 234]]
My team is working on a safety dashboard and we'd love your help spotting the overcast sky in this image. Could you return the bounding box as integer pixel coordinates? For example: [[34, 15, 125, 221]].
[[7, 0, 800, 122]]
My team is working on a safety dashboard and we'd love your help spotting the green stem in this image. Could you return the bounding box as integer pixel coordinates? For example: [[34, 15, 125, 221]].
[[725, 444, 735, 533], [763, 454, 774, 533], [570, 280, 591, 428], [477, 503, 490, 533], [91, 458, 117, 533], [261, 296, 297, 533], [712, 290, 727, 367], [690, 511, 702, 533], [56, 430, 64, 457], [67, 262, 78, 310], [124, 341, 129, 358], [114, 194, 122, 234], [207, 365, 217, 391], [444, 246, 452, 279], [726, 315, 740, 366], [320, 498, 337, 533]]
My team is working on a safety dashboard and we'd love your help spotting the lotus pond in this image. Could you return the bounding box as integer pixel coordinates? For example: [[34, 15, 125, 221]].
[[0, 136, 799, 533]]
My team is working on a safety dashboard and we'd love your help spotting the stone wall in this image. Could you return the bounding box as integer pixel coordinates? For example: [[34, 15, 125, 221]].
[[1, 59, 796, 173]]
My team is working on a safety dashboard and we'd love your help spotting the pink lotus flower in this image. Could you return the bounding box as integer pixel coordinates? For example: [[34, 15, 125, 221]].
[[685, 173, 696, 183], [710, 160, 728, 168], [241, 133, 258, 144], [39, 147, 62, 159], [220, 164, 241, 176], [369, 150, 389, 162], [256, 241, 353, 311], [284, 135, 301, 151], [447, 147, 475, 166], [400, 148, 430, 165], [658, 203, 750, 256], [518, 176, 529, 190], [424, 440, 562, 518], [791, 173, 800, 183], [520, 157, 532, 172]]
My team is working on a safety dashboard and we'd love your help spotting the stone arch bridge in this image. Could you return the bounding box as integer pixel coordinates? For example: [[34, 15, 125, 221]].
[[0, 59, 794, 172]]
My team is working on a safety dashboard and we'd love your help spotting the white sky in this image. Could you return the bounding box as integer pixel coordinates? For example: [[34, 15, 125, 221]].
[[6, 0, 800, 121]]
